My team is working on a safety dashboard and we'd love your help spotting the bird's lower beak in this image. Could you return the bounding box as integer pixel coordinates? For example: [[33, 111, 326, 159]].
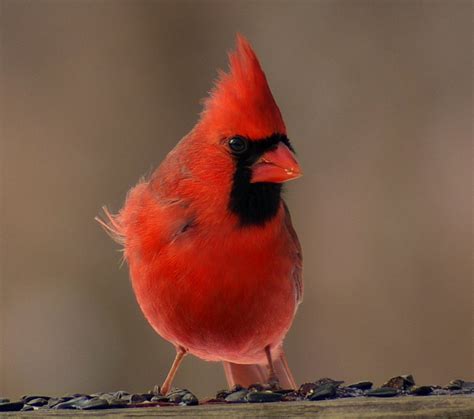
[[250, 142, 302, 183]]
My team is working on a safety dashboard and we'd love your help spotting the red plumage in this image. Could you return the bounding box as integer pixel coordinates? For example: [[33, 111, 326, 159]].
[[201, 35, 286, 139], [98, 35, 302, 392]]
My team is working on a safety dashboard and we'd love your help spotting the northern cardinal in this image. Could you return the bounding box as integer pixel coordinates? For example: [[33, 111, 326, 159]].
[[97, 35, 303, 394]]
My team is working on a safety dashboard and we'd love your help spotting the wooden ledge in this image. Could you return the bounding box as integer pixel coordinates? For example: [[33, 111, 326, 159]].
[[1, 395, 473, 418]]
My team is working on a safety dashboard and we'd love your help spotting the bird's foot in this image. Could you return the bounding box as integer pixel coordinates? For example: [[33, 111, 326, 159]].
[[267, 374, 281, 390], [153, 384, 168, 397]]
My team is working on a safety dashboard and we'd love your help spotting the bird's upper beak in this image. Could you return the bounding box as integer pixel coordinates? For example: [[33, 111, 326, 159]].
[[250, 142, 302, 183]]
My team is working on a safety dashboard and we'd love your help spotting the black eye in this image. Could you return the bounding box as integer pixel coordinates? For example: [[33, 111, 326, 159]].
[[228, 137, 248, 154]]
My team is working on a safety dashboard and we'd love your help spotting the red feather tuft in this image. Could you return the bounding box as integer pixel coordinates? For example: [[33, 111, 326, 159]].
[[199, 34, 286, 140]]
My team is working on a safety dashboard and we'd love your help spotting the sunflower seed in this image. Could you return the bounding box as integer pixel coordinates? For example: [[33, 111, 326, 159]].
[[308, 383, 337, 401], [225, 389, 249, 402], [347, 381, 373, 390], [382, 375, 415, 390], [247, 391, 283, 403], [367, 387, 399, 397], [0, 401, 24, 412], [410, 386, 433, 396]]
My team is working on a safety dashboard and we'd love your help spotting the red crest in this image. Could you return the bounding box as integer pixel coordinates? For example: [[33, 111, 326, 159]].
[[199, 35, 286, 140]]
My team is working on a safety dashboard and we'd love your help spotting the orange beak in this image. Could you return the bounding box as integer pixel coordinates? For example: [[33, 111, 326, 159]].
[[250, 142, 302, 183]]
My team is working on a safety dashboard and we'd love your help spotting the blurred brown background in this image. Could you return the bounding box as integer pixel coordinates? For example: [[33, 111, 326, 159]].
[[0, 0, 472, 399]]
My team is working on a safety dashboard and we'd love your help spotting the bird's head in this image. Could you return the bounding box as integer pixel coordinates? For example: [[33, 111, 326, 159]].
[[179, 35, 301, 226], [196, 34, 301, 186]]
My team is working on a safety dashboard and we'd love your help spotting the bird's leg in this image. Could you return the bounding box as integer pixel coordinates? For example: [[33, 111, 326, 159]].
[[160, 346, 187, 395], [265, 345, 280, 388]]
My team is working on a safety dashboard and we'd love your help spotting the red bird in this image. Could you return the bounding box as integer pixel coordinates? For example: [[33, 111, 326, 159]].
[[98, 35, 303, 394]]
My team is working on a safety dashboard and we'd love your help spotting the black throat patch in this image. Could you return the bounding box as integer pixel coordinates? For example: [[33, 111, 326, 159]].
[[229, 133, 294, 226]]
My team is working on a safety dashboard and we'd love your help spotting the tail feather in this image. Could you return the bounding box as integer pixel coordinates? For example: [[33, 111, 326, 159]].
[[223, 350, 296, 390], [95, 206, 125, 246]]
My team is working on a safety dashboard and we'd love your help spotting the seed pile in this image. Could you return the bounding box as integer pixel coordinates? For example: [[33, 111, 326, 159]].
[[209, 376, 474, 404], [0, 376, 472, 412], [0, 387, 197, 412]]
